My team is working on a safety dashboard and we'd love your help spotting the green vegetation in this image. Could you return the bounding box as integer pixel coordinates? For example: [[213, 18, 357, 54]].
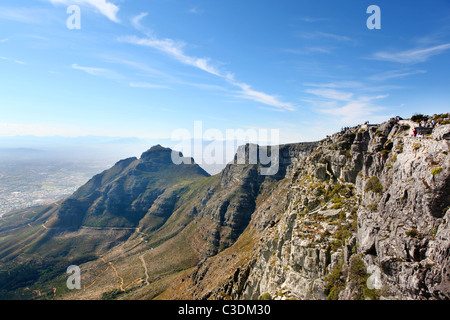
[[330, 209, 357, 252], [260, 292, 272, 300], [395, 142, 404, 154], [330, 202, 343, 210], [405, 228, 424, 239], [345, 149, 351, 160], [330, 195, 344, 209], [364, 176, 383, 194], [101, 289, 126, 300], [0, 256, 92, 299], [412, 143, 422, 150], [430, 226, 439, 240], [325, 183, 354, 200], [325, 254, 380, 300], [432, 113, 449, 124], [331, 224, 354, 251], [411, 113, 430, 123], [325, 257, 346, 300], [348, 255, 380, 300], [431, 167, 443, 176]]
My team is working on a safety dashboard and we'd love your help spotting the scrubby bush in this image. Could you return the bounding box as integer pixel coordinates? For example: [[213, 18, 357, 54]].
[[411, 113, 429, 123], [405, 228, 424, 239], [260, 293, 272, 300], [348, 255, 380, 300], [365, 176, 383, 194], [431, 167, 443, 176], [325, 259, 345, 300]]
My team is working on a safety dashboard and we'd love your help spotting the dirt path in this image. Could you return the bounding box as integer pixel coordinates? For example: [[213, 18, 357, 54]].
[[101, 257, 125, 292], [139, 254, 150, 286]]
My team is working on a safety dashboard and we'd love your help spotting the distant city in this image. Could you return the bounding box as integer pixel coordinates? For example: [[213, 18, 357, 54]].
[[0, 158, 107, 217], [0, 135, 234, 218], [0, 137, 156, 218]]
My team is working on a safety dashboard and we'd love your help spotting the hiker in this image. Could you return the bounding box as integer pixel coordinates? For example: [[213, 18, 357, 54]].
[[412, 127, 417, 137]]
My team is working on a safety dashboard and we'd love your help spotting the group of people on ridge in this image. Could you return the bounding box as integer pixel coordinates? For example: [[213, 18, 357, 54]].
[[412, 118, 441, 138]]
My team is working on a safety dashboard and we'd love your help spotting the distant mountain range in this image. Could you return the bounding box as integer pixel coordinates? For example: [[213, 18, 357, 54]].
[[0, 116, 449, 300], [0, 135, 244, 175]]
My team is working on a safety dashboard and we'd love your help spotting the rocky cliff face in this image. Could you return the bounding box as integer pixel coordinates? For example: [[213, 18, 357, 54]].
[[171, 119, 450, 300], [1, 118, 449, 301], [166, 142, 317, 257]]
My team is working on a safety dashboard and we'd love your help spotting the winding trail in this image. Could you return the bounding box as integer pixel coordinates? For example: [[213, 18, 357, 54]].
[[101, 257, 125, 292], [139, 254, 150, 286]]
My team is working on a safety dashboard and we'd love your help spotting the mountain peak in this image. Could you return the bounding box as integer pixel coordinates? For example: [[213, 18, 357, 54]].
[[139, 144, 176, 163], [150, 144, 168, 151]]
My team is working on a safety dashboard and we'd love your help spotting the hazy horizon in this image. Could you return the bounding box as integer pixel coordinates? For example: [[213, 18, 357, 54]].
[[1, 0, 449, 145]]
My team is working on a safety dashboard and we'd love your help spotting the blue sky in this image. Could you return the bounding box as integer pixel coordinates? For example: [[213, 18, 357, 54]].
[[0, 0, 449, 144]]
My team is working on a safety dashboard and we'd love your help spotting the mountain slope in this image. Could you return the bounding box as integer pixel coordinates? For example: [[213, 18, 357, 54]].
[[1, 116, 449, 300], [161, 118, 450, 300], [0, 145, 210, 298], [47, 144, 209, 230], [0, 141, 316, 299]]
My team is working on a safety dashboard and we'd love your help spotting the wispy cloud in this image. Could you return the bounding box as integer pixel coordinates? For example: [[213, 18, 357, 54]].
[[129, 82, 170, 89], [72, 63, 109, 76], [305, 88, 354, 101], [304, 81, 364, 89], [126, 13, 221, 75], [371, 43, 450, 64], [131, 12, 148, 30], [305, 85, 389, 124], [188, 7, 204, 15], [101, 54, 228, 91], [299, 16, 331, 23], [230, 79, 295, 111], [119, 13, 296, 111], [100, 55, 178, 82], [118, 35, 222, 76], [49, 0, 120, 22], [0, 7, 55, 24], [317, 99, 387, 124], [368, 69, 427, 81], [71, 63, 122, 80], [283, 46, 334, 55], [0, 56, 26, 65], [297, 31, 354, 43]]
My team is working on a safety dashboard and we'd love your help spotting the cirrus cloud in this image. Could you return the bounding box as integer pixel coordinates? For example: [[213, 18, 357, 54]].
[[49, 0, 120, 23], [119, 13, 296, 111], [371, 43, 450, 64]]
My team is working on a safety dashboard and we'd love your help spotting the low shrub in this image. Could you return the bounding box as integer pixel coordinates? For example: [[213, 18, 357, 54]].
[[431, 167, 443, 176], [411, 114, 429, 123], [365, 176, 383, 194]]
